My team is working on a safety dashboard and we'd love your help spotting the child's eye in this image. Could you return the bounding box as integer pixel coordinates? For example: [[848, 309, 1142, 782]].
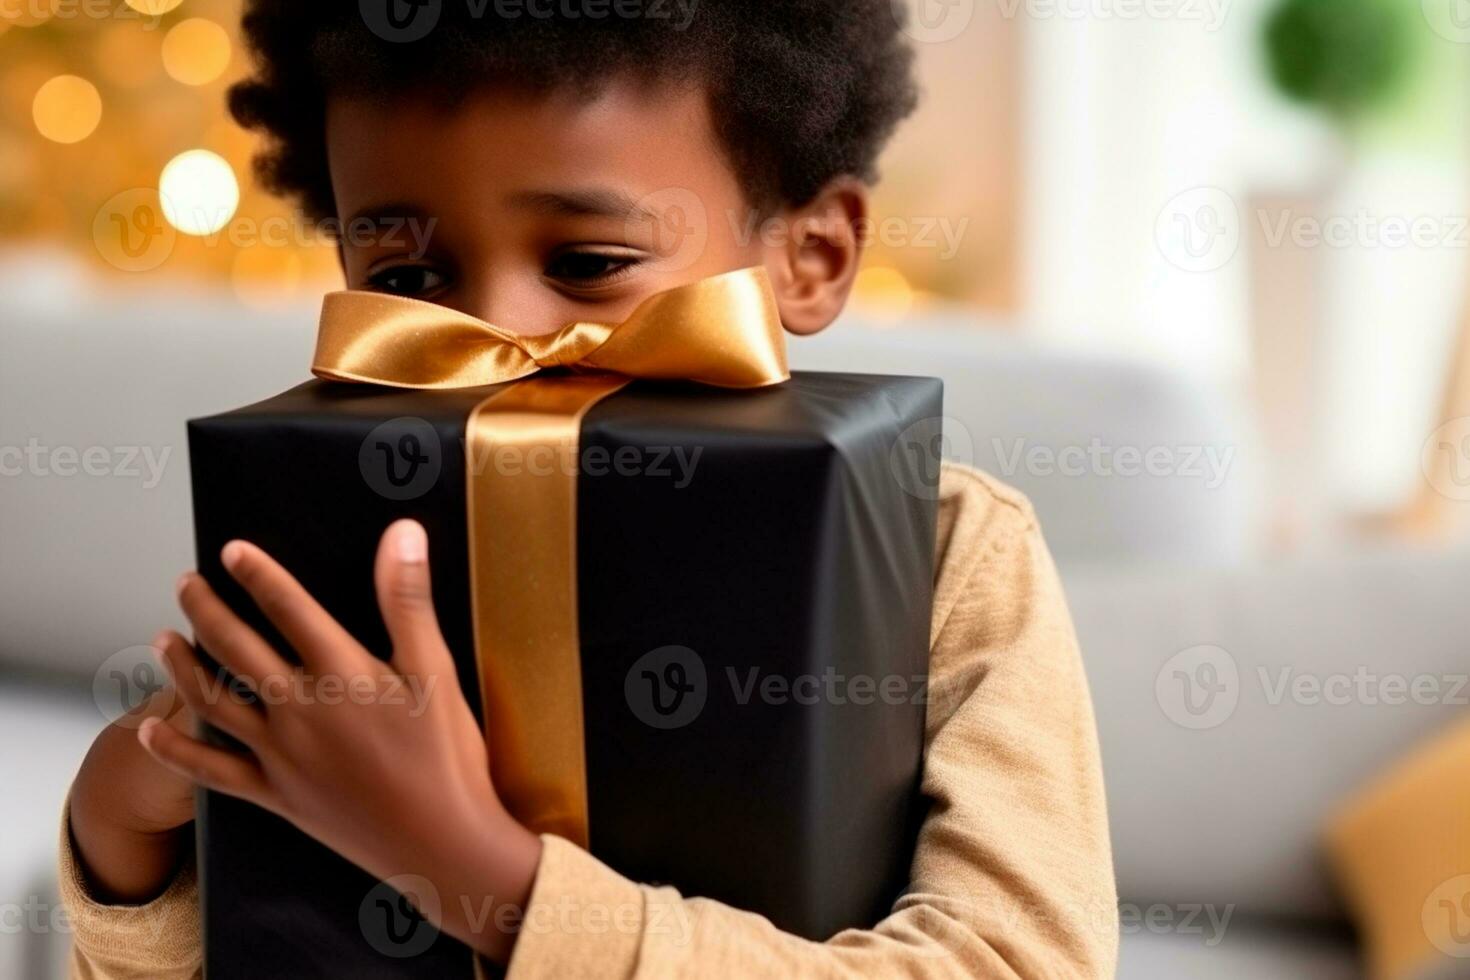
[[545, 250, 638, 286], [366, 264, 449, 298]]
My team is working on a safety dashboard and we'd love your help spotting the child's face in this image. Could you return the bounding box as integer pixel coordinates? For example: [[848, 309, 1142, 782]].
[[326, 79, 864, 337]]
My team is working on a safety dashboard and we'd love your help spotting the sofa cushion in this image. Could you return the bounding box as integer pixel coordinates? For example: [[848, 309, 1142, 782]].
[[1070, 546, 1470, 921], [794, 314, 1260, 568]]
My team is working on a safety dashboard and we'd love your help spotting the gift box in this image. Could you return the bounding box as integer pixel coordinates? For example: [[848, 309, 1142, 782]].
[[186, 270, 941, 977]]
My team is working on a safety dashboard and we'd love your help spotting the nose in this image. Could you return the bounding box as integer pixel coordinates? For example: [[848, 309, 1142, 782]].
[[460, 273, 563, 337]]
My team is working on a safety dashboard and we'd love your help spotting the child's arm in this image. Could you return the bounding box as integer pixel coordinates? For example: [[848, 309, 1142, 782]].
[[69, 691, 195, 904], [63, 692, 202, 980], [500, 467, 1119, 978]]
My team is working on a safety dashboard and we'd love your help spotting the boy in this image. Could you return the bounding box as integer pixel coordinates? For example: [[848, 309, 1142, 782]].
[[62, 2, 1118, 976]]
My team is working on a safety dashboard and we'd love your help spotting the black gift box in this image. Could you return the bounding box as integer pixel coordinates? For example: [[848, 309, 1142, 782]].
[[188, 372, 941, 978]]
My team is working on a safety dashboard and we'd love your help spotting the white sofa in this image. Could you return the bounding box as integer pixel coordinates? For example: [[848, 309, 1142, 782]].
[[4, 269, 1466, 977]]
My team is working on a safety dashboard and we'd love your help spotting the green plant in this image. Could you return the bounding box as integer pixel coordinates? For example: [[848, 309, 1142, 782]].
[[1262, 0, 1414, 120]]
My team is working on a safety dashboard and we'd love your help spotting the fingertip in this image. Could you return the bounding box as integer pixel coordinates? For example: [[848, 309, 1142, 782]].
[[221, 540, 248, 573], [137, 715, 162, 746], [388, 519, 428, 565]]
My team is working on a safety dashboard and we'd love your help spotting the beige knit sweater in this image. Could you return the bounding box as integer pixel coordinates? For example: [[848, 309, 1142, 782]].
[[61, 463, 1118, 978]]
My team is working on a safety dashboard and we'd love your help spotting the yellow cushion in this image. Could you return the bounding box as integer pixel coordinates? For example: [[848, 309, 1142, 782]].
[[1325, 716, 1470, 980]]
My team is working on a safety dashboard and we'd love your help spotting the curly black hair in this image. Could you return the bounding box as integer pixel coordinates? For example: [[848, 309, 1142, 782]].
[[227, 1, 920, 220]]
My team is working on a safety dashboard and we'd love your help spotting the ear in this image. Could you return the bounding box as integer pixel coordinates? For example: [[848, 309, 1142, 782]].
[[762, 178, 868, 336]]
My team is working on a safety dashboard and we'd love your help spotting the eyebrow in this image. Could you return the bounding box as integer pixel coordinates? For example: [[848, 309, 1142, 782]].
[[343, 202, 435, 226], [506, 187, 654, 221]]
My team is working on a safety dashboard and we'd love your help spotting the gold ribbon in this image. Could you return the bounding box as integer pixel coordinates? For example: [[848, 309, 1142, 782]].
[[314, 266, 788, 391], [312, 267, 788, 848]]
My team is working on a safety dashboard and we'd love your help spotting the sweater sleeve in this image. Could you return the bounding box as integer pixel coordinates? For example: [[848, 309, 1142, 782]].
[[505, 465, 1119, 979], [58, 799, 202, 980]]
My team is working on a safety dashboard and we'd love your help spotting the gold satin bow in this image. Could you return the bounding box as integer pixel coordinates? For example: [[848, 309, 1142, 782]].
[[310, 266, 788, 851], [312, 266, 789, 390]]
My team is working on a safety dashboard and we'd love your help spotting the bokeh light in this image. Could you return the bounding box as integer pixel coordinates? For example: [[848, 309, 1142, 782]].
[[161, 19, 233, 87], [159, 149, 238, 236], [32, 75, 102, 144]]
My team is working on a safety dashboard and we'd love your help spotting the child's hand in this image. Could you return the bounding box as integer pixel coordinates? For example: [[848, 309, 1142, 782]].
[[70, 688, 198, 903], [142, 519, 542, 962]]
